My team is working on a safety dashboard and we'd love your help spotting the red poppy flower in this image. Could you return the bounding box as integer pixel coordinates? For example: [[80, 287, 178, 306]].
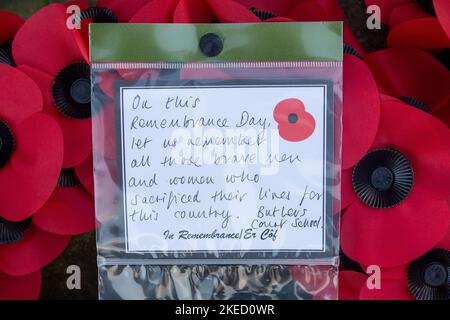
[[0, 221, 70, 276], [360, 247, 449, 300], [342, 53, 381, 171], [367, 0, 450, 50], [0, 271, 41, 300], [131, 0, 259, 23], [365, 47, 450, 126], [12, 4, 92, 168], [386, 1, 450, 50], [0, 10, 23, 66], [341, 99, 450, 267], [273, 98, 316, 142], [0, 64, 63, 221], [75, 154, 94, 196], [233, 0, 298, 20], [32, 169, 95, 235]]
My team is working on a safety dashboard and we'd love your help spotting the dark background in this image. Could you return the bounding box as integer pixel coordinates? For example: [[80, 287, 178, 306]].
[[0, 0, 386, 300]]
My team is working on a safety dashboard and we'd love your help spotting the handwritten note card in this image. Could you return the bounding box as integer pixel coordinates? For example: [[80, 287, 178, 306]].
[[118, 81, 333, 259]]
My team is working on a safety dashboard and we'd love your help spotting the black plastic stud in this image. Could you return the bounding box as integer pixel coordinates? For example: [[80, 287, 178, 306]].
[[288, 113, 298, 124], [352, 149, 414, 208], [0, 120, 14, 168], [80, 7, 118, 23], [249, 7, 276, 21], [0, 39, 15, 66], [199, 33, 223, 57], [57, 168, 81, 188], [408, 248, 449, 300], [52, 62, 91, 119], [399, 96, 430, 113], [343, 44, 364, 60], [0, 217, 32, 245]]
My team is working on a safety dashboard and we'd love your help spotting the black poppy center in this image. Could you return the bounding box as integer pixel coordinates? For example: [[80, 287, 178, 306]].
[[408, 248, 449, 300], [0, 120, 14, 168], [398, 96, 430, 113], [249, 7, 276, 21], [52, 62, 91, 119], [0, 217, 32, 245], [80, 7, 118, 23], [288, 113, 298, 124], [57, 168, 81, 188], [352, 149, 414, 208], [0, 39, 15, 66], [423, 262, 448, 288], [370, 166, 394, 191]]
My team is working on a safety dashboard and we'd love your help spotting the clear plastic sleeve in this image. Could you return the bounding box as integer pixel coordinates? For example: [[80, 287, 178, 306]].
[[90, 23, 343, 300]]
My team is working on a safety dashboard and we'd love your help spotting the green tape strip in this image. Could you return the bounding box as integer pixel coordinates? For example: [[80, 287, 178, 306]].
[[90, 22, 342, 62]]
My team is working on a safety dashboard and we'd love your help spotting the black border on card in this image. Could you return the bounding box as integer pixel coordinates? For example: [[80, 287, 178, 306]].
[[110, 77, 336, 263]]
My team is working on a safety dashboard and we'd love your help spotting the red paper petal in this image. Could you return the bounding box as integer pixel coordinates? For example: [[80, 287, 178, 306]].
[[372, 100, 450, 198], [359, 279, 414, 300], [339, 271, 367, 300], [173, 0, 216, 23], [92, 101, 117, 160], [264, 17, 294, 22], [65, 0, 89, 9], [342, 54, 380, 169], [130, 0, 179, 22], [0, 113, 63, 221], [234, 0, 299, 17], [388, 3, 430, 28], [364, 0, 413, 23], [0, 271, 41, 300], [207, 0, 260, 22], [388, 17, 450, 51], [0, 64, 42, 126], [341, 186, 450, 267], [365, 48, 450, 113], [75, 154, 94, 195], [96, 0, 150, 22], [17, 65, 92, 168], [436, 225, 450, 249], [0, 10, 24, 43], [434, 0, 450, 38], [33, 186, 95, 235], [0, 224, 71, 276], [12, 3, 84, 76]]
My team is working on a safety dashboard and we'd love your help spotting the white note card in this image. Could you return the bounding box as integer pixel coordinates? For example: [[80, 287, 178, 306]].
[[118, 81, 333, 259]]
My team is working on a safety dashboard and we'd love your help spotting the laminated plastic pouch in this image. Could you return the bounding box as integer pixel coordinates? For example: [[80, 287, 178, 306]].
[[90, 23, 343, 300]]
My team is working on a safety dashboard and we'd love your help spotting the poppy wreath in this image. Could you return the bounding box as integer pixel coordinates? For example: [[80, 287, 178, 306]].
[[1, 0, 450, 300]]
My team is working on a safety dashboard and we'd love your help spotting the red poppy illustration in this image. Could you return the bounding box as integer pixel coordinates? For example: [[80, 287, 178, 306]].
[[360, 247, 449, 300], [365, 47, 450, 126], [0, 271, 41, 300], [273, 98, 316, 142], [32, 169, 95, 235], [0, 64, 64, 221], [339, 271, 368, 300], [0, 221, 70, 276], [341, 99, 450, 267], [0, 10, 23, 66]]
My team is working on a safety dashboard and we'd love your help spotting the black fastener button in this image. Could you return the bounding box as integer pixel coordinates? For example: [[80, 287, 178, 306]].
[[199, 33, 223, 57]]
